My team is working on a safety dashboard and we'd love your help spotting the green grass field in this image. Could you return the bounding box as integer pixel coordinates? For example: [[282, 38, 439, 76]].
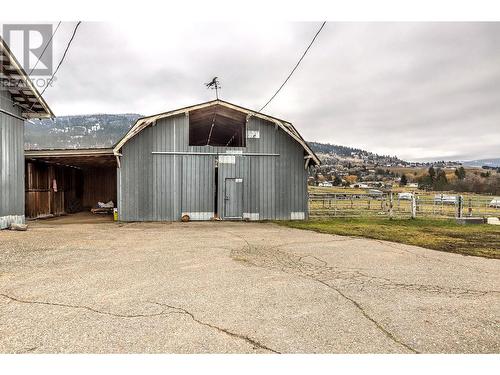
[[277, 218, 500, 259]]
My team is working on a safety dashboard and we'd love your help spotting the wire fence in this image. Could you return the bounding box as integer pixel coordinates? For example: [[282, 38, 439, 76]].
[[309, 192, 500, 219]]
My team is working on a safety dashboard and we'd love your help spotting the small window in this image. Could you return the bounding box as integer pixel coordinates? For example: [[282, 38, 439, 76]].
[[189, 104, 246, 147]]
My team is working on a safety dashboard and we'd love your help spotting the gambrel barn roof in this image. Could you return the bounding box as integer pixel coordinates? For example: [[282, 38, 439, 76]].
[[113, 99, 320, 166]]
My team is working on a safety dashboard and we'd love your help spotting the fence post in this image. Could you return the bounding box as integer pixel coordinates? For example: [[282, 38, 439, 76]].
[[389, 192, 394, 218], [457, 195, 463, 218], [411, 194, 416, 219]]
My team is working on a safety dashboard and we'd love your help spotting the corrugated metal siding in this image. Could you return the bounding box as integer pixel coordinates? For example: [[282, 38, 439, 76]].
[[182, 154, 215, 214], [119, 113, 308, 221], [0, 90, 25, 228]]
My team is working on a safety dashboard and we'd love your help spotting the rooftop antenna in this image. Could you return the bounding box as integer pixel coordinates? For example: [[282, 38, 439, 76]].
[[205, 77, 221, 99]]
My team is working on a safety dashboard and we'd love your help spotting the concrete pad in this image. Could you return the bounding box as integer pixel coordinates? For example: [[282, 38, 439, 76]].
[[0, 220, 498, 353]]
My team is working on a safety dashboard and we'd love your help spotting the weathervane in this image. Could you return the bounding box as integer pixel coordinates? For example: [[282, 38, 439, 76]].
[[205, 77, 221, 99]]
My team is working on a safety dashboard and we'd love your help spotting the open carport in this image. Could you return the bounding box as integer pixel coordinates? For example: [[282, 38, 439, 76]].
[[24, 148, 117, 219]]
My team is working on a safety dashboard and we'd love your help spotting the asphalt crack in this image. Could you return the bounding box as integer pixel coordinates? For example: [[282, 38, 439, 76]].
[[223, 230, 424, 353], [227, 233, 496, 297], [314, 278, 419, 353], [226, 230, 499, 352], [0, 292, 280, 354], [151, 302, 280, 353], [0, 293, 177, 319]]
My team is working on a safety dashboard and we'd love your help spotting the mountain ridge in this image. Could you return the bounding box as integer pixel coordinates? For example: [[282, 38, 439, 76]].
[[24, 114, 404, 162], [26, 113, 142, 150], [461, 158, 500, 168], [24, 114, 498, 166]]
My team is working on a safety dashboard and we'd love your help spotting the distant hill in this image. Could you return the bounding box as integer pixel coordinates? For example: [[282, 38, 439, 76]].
[[24, 114, 420, 167], [308, 142, 368, 157], [462, 158, 500, 168], [25, 113, 142, 150], [307, 141, 406, 165]]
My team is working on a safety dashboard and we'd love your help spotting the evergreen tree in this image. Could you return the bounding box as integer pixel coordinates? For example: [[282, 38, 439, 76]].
[[455, 166, 466, 180], [400, 174, 408, 186], [333, 175, 343, 186], [433, 169, 448, 190], [428, 166, 436, 182]]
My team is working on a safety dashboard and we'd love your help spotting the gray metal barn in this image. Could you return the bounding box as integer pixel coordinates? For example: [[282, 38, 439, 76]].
[[113, 100, 320, 221], [0, 37, 53, 229]]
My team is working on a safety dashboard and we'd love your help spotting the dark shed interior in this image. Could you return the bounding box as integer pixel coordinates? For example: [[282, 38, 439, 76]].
[[24, 149, 117, 219]]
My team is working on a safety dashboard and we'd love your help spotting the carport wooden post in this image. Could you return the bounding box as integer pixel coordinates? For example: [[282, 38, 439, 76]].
[[48, 165, 53, 215]]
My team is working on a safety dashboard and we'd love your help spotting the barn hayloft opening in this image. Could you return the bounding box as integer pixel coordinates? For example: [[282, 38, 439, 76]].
[[189, 104, 246, 147]]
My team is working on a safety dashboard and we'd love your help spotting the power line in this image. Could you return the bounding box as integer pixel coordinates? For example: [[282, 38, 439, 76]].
[[28, 21, 62, 76], [259, 21, 326, 112], [35, 21, 82, 103]]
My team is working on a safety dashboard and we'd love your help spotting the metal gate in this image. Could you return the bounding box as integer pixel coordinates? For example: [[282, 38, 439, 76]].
[[224, 178, 243, 219]]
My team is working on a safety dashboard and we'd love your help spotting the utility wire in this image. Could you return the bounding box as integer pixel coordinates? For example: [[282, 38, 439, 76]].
[[259, 21, 326, 112], [28, 21, 62, 76], [34, 21, 82, 104]]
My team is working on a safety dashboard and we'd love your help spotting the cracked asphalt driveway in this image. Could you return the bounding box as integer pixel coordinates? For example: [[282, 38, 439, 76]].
[[0, 217, 499, 353]]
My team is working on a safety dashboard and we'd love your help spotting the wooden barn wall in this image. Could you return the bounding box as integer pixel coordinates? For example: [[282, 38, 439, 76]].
[[25, 161, 81, 219], [0, 90, 25, 229], [119, 113, 308, 221], [82, 168, 117, 208]]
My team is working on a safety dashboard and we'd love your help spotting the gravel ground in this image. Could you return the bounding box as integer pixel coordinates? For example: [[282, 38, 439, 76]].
[[0, 214, 498, 353]]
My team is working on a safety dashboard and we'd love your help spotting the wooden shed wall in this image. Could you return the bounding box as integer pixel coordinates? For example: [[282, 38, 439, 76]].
[[25, 161, 82, 219], [82, 168, 117, 208]]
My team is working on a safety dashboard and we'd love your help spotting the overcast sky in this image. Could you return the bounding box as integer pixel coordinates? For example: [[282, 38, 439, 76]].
[[18, 22, 500, 161]]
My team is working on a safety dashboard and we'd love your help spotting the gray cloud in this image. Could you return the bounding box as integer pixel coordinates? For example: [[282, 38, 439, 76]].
[[36, 22, 500, 161]]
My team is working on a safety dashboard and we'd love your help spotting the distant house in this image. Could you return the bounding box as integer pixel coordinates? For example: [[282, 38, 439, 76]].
[[0, 37, 53, 229], [407, 182, 419, 188]]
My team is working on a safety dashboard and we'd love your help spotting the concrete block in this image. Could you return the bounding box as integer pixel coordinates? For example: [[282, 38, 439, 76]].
[[455, 217, 485, 225]]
